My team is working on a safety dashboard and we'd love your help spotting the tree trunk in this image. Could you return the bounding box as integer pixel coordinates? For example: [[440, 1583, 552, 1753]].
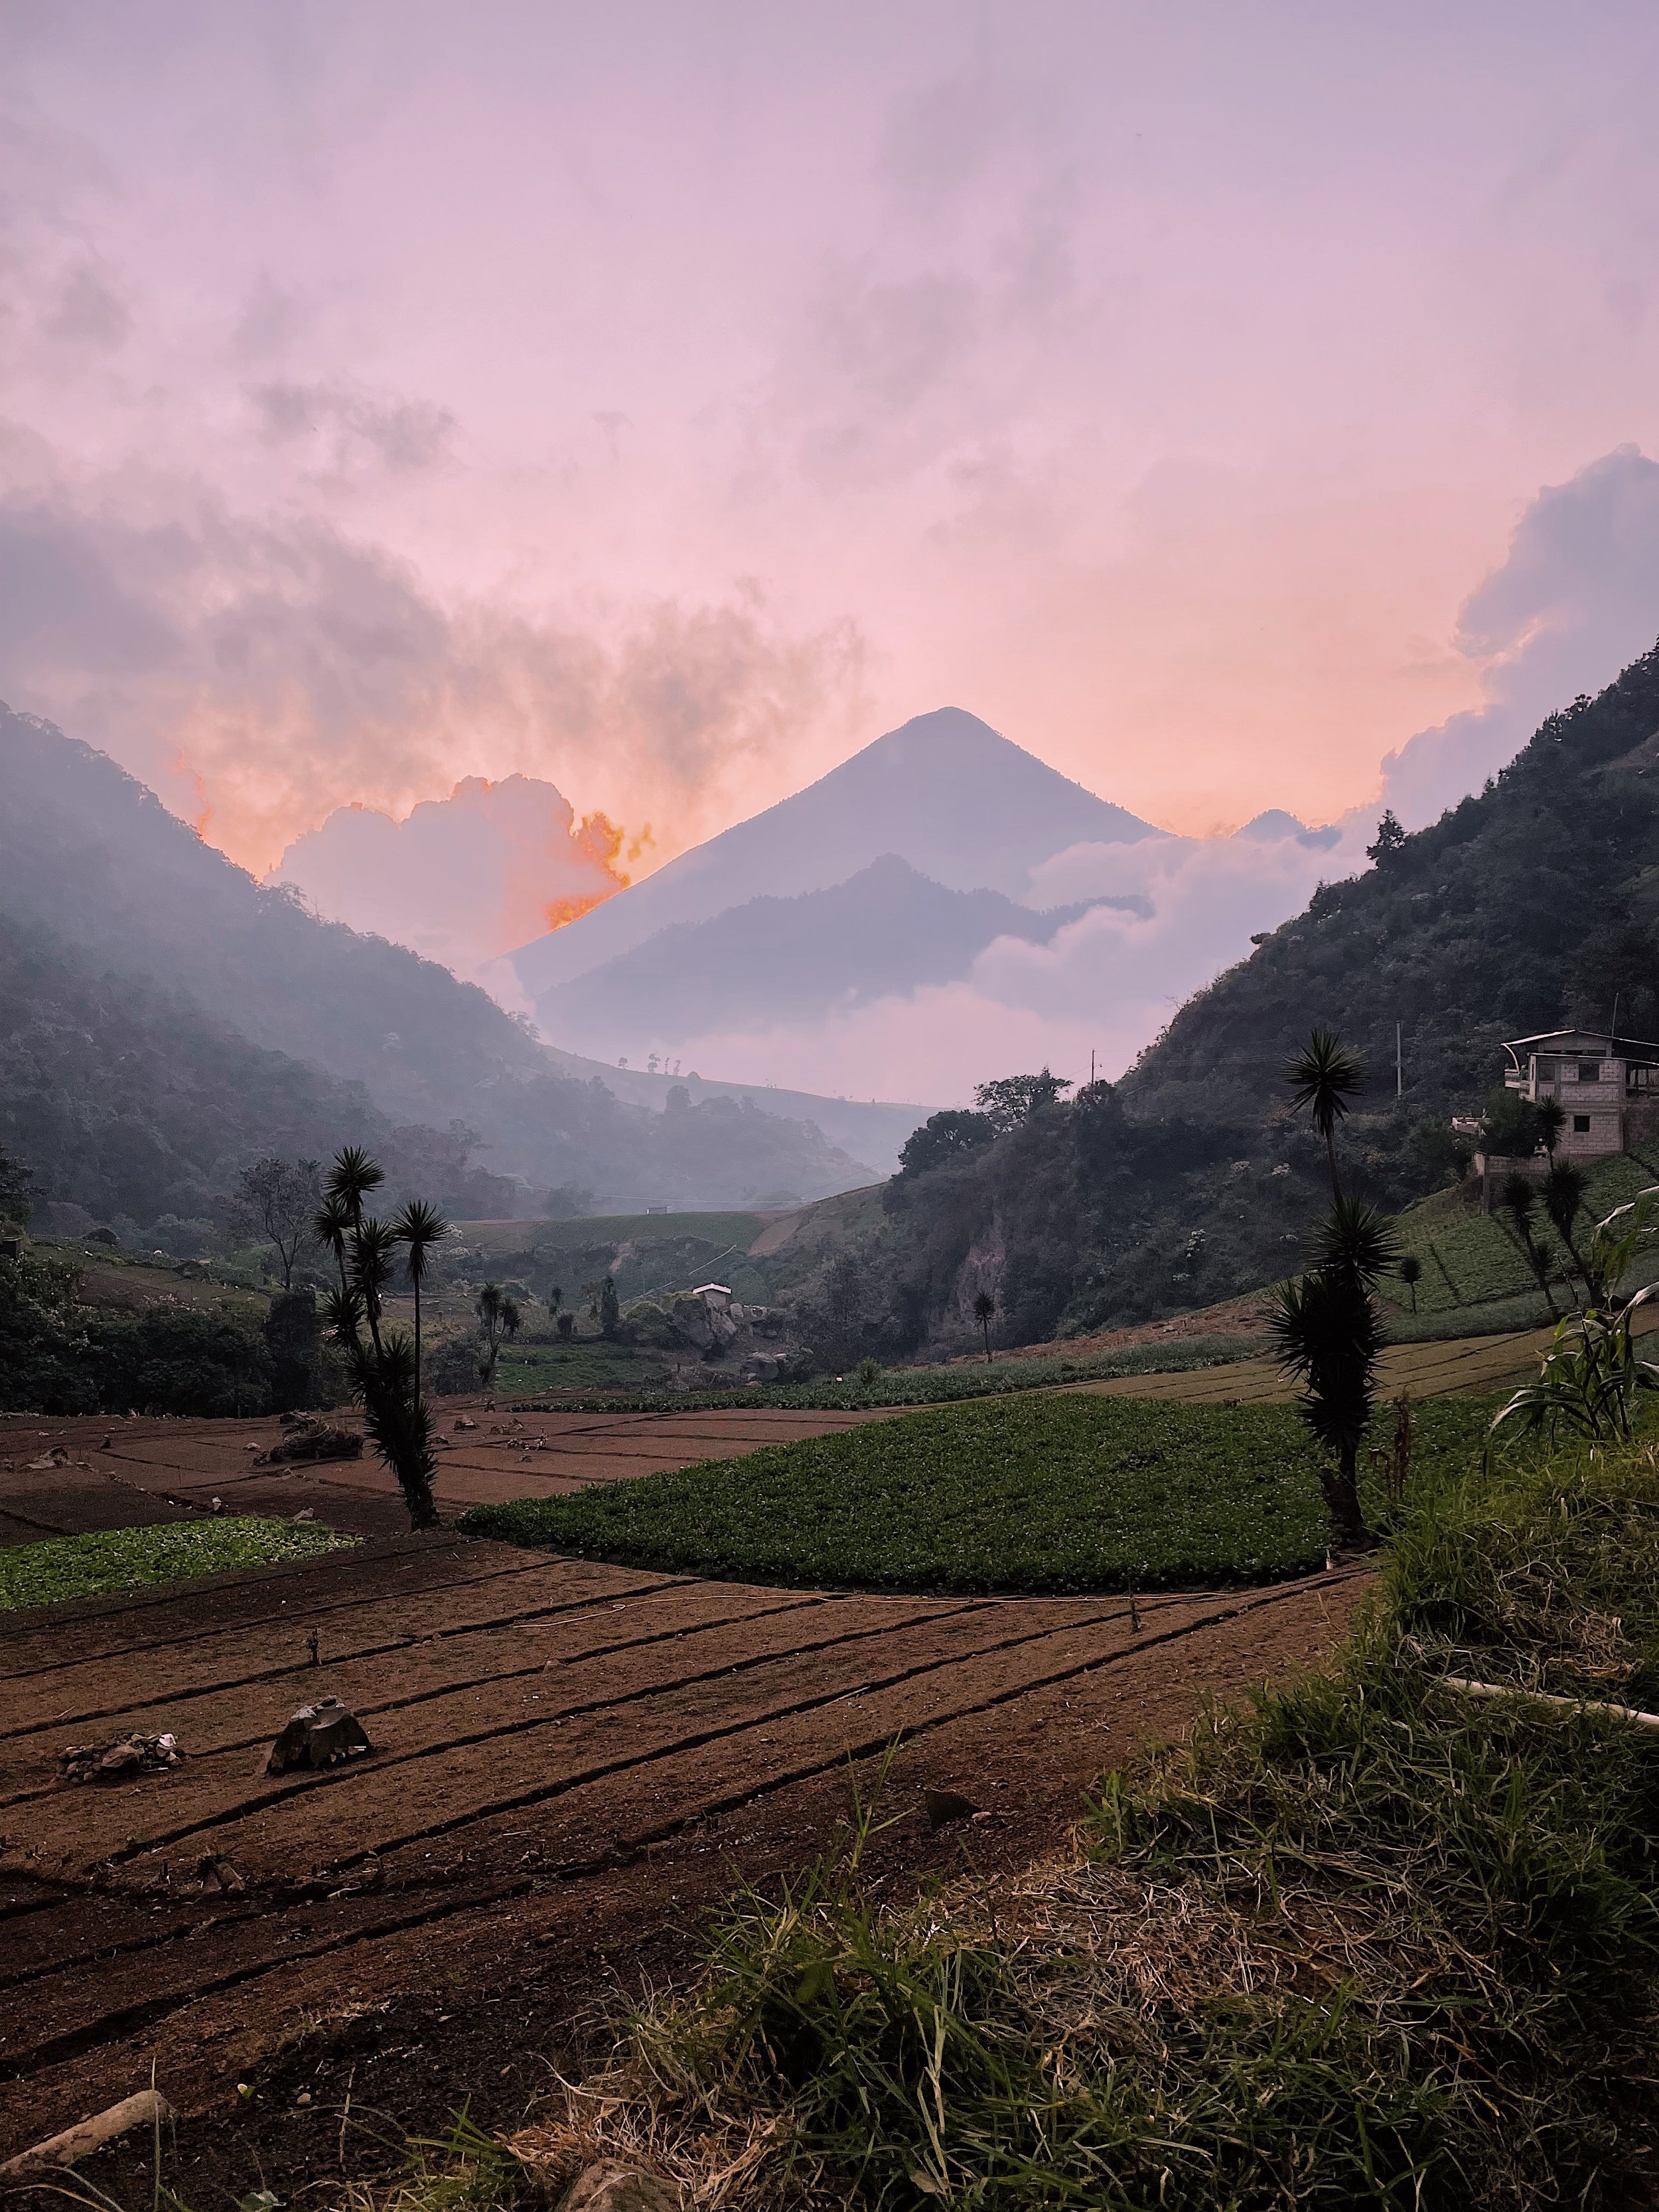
[[413, 1280, 423, 1396], [401, 1465, 439, 1530], [1324, 1125, 1343, 1204], [1319, 1444, 1372, 1556]]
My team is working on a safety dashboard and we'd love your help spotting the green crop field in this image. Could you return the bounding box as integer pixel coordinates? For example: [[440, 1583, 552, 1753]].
[[1379, 1151, 1659, 1322], [454, 1211, 772, 1256], [505, 1334, 1263, 1415], [464, 1392, 1494, 1595], [0, 1517, 354, 1613]]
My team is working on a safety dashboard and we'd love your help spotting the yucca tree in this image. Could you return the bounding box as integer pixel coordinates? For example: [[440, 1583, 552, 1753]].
[[1284, 1028, 1365, 1201], [1542, 1159, 1591, 1301], [972, 1288, 995, 1363], [313, 1189, 353, 1295], [328, 1145, 384, 1224], [349, 1217, 400, 1353], [1498, 1173, 1559, 1320], [476, 1281, 522, 1390], [391, 1199, 450, 1396], [1269, 1197, 1399, 1554], [1536, 1096, 1566, 1158], [1398, 1254, 1421, 1313], [318, 1146, 439, 1529]]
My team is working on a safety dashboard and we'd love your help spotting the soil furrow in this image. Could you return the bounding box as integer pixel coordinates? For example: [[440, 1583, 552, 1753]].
[[0, 1601, 858, 1805], [0, 1569, 723, 1747], [0, 1576, 1352, 2083], [4, 1597, 1073, 1870], [97, 1595, 1212, 1877], [0, 1542, 555, 1679]]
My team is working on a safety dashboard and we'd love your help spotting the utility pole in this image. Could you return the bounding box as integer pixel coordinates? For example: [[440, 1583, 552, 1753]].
[[1396, 1021, 1403, 1100], [1090, 1048, 1096, 1086]]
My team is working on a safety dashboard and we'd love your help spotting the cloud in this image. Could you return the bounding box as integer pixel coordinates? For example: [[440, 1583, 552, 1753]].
[[0, 469, 871, 874], [247, 376, 457, 480], [605, 816, 1368, 1106], [271, 773, 632, 981], [1380, 447, 1659, 828]]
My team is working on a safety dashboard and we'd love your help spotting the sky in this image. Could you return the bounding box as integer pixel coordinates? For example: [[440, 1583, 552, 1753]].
[[6, 0, 1659, 889]]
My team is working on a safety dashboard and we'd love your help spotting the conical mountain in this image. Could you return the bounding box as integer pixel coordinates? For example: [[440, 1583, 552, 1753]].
[[507, 707, 1153, 999]]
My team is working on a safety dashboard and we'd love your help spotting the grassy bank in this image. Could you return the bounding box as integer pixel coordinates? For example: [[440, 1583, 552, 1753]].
[[464, 1392, 1492, 1594], [0, 1516, 353, 1611], [447, 1426, 1659, 2208]]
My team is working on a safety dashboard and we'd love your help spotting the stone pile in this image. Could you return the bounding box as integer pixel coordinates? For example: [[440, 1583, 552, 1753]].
[[59, 1733, 183, 1785]]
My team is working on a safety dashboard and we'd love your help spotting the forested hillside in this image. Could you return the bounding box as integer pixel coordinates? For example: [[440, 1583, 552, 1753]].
[[0, 710, 875, 1231], [847, 642, 1659, 1356]]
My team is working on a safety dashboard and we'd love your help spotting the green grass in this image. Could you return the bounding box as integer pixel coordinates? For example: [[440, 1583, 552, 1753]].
[[454, 1211, 770, 1253], [473, 1425, 1659, 2209], [1380, 1151, 1659, 1321], [463, 1391, 1493, 1593], [0, 1516, 354, 1612], [504, 1333, 1265, 1416], [491, 1339, 677, 1394]]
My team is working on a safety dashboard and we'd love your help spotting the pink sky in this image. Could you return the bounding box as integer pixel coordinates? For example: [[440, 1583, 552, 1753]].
[[5, 2, 1659, 876]]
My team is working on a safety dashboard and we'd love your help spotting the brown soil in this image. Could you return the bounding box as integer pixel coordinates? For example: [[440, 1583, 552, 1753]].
[[0, 1530, 1370, 2187]]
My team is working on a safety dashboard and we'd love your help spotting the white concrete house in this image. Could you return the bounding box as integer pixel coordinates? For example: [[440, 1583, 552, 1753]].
[[1500, 1029, 1659, 1161]]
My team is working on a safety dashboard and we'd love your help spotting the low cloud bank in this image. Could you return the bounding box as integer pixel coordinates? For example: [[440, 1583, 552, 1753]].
[[1381, 447, 1659, 828], [270, 775, 634, 983], [624, 817, 1370, 1105]]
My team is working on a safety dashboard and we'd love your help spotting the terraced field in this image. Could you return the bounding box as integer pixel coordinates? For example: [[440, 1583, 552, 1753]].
[[0, 1530, 1365, 2160], [0, 1305, 1613, 2169]]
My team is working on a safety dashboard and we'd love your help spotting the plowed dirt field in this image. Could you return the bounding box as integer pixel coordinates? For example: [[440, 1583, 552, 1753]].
[[0, 1527, 1368, 2164]]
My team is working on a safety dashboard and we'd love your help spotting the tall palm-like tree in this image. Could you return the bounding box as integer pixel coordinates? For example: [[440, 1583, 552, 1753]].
[[327, 1145, 385, 1226], [1269, 1196, 1400, 1553], [476, 1282, 522, 1390], [1398, 1254, 1421, 1313], [1536, 1096, 1566, 1158], [972, 1288, 995, 1363], [1499, 1173, 1560, 1319], [1542, 1159, 1591, 1301], [350, 1217, 399, 1353], [318, 1147, 439, 1530], [313, 1189, 353, 1295], [1284, 1029, 1365, 1201], [392, 1199, 450, 1397]]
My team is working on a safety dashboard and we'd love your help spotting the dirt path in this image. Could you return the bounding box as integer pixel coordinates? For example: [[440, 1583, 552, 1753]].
[[0, 1532, 1369, 2164]]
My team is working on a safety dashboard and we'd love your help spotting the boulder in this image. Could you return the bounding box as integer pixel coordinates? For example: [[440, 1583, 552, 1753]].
[[555, 2163, 680, 2212], [266, 1698, 372, 1775]]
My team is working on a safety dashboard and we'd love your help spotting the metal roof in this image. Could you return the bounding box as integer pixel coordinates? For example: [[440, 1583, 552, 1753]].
[[1503, 1029, 1659, 1057]]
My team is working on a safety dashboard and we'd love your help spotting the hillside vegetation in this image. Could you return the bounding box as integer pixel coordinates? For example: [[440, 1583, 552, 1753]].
[[0, 707, 877, 1235], [849, 643, 1659, 1355]]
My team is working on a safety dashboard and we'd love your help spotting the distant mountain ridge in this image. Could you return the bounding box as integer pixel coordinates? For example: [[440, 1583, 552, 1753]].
[[0, 709, 893, 1220], [505, 707, 1154, 1003], [533, 852, 1147, 1056]]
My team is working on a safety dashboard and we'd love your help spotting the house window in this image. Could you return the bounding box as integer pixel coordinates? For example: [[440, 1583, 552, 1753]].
[[1573, 1115, 1591, 1134], [1535, 1058, 1559, 1081], [1577, 1062, 1601, 1082]]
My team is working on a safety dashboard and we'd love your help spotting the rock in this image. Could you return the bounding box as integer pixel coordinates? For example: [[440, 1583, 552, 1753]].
[[454, 1414, 478, 1432], [266, 1698, 372, 1775], [196, 1850, 247, 1894], [291, 1507, 316, 1522], [60, 1732, 183, 1786], [261, 1421, 363, 1466], [555, 2162, 680, 2212]]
